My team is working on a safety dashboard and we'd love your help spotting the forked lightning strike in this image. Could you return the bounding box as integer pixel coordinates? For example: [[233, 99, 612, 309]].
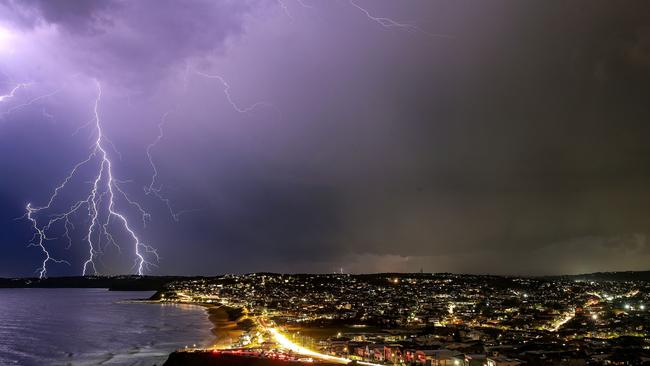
[[273, 1, 450, 38], [18, 1, 437, 278], [277, 0, 293, 20], [348, 0, 451, 38], [144, 0, 440, 224], [0, 83, 29, 102], [1, 82, 64, 119], [276, 0, 314, 19], [144, 110, 182, 221], [143, 67, 275, 222], [25, 80, 158, 278], [193, 70, 273, 113]]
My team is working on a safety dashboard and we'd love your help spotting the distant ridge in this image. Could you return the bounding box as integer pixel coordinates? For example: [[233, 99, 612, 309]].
[[0, 275, 202, 291], [559, 270, 650, 282], [2, 270, 650, 290]]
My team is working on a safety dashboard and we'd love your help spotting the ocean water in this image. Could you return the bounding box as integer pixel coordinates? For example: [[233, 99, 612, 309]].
[[0, 288, 213, 366]]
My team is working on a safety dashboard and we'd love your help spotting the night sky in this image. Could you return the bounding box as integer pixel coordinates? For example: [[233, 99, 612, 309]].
[[1, 1, 650, 277]]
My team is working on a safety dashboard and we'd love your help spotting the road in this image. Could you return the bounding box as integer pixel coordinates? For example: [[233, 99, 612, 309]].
[[259, 318, 382, 366]]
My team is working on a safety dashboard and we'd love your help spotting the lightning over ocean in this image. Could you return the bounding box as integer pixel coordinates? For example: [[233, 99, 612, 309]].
[[1, 0, 649, 279], [0, 0, 455, 278], [24, 80, 157, 278], [2, 1, 650, 366]]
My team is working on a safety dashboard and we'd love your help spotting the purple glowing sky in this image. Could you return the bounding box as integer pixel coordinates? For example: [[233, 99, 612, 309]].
[[1, 0, 650, 277]]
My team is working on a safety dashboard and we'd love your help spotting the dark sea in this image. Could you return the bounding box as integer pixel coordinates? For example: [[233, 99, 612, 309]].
[[0, 288, 212, 366]]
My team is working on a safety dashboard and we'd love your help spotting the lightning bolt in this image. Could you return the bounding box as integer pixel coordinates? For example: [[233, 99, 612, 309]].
[[25, 79, 157, 278], [15, 1, 445, 279], [141, 65, 275, 223], [276, 0, 313, 20], [192, 69, 273, 114], [144, 110, 182, 221], [0, 82, 29, 102], [277, 0, 294, 20], [1, 88, 61, 118], [348, 0, 452, 38], [272, 1, 450, 39], [25, 204, 71, 279], [0, 81, 64, 120], [295, 0, 313, 9]]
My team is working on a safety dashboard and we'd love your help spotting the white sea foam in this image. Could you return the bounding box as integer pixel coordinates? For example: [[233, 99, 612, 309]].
[[0, 289, 212, 366]]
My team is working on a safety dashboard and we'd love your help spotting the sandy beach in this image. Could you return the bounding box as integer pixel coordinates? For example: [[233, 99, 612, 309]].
[[203, 304, 245, 348]]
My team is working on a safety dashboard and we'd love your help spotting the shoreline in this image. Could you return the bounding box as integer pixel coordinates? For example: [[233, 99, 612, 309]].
[[142, 298, 245, 349], [201, 303, 245, 348]]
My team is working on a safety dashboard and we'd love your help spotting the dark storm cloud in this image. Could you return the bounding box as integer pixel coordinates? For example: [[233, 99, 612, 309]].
[[1, 1, 650, 276], [240, 1, 648, 273], [4, 0, 115, 32], [274, 0, 650, 272], [1, 0, 251, 85]]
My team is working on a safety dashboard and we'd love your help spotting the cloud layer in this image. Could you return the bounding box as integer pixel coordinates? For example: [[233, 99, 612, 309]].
[[1, 0, 650, 276]]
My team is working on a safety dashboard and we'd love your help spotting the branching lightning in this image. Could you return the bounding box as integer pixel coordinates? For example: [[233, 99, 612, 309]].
[[1, 88, 62, 118], [0, 82, 29, 102], [295, 0, 313, 9], [144, 110, 182, 221], [277, 0, 294, 20], [25, 204, 71, 279], [276, 0, 313, 21], [0, 82, 63, 120], [25, 80, 157, 278], [193, 70, 274, 113], [348, 0, 451, 38], [272, 0, 451, 39], [15, 0, 442, 278], [142, 66, 275, 223]]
